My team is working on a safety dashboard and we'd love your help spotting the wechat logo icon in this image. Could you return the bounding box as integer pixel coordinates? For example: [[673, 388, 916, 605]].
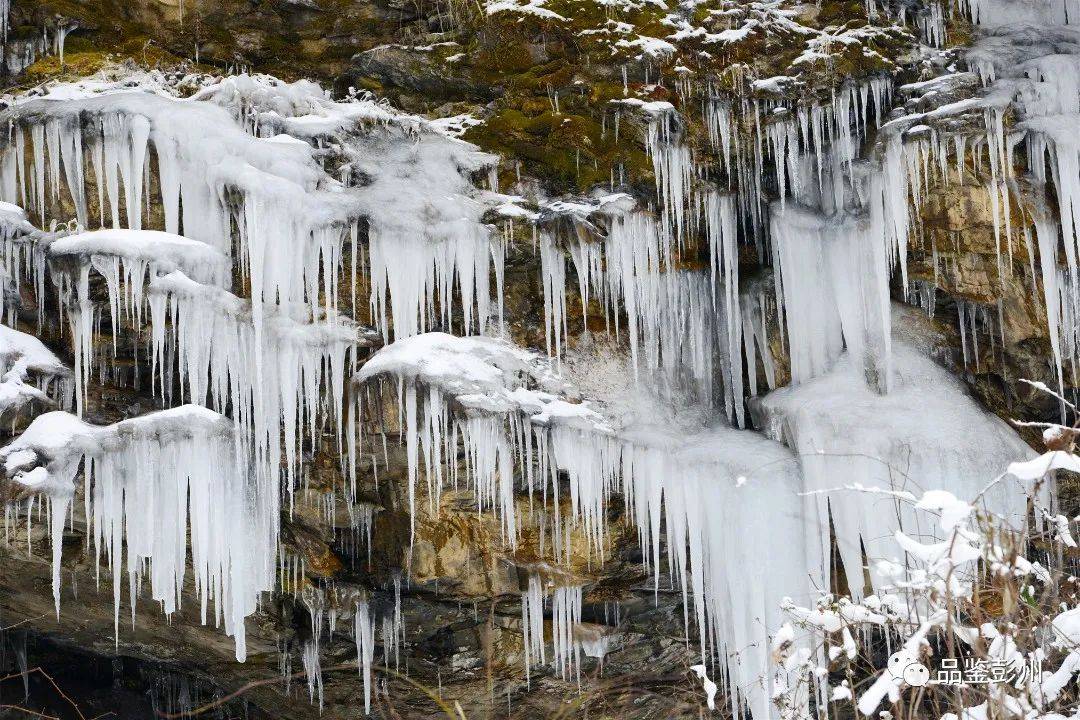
[[888, 649, 930, 687]]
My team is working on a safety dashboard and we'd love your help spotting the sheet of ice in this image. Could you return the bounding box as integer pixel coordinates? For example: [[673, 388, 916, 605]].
[[751, 319, 1036, 596], [617, 420, 808, 720], [770, 200, 892, 391]]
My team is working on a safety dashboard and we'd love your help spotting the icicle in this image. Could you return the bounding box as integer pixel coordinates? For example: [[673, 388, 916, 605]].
[[551, 585, 582, 681], [355, 599, 375, 715], [302, 640, 324, 711], [521, 572, 546, 683]]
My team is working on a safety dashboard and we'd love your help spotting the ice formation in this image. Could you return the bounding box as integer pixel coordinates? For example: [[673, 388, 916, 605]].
[[351, 332, 606, 542], [537, 190, 753, 421], [353, 333, 804, 716], [46, 229, 230, 413], [1, 405, 273, 661], [2, 0, 1076, 710], [752, 319, 1036, 595], [0, 69, 513, 704], [147, 270, 367, 497], [355, 599, 375, 715], [0, 71, 502, 338], [354, 307, 1042, 716]]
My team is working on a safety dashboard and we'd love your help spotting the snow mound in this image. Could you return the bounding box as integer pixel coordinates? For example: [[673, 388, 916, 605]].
[[356, 332, 597, 423], [0, 324, 71, 419]]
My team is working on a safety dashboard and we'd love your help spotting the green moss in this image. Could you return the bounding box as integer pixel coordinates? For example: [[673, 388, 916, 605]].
[[19, 45, 187, 86], [464, 100, 653, 194]]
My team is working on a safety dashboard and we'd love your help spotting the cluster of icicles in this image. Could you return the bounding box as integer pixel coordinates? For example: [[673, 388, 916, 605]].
[[0, 0, 1071, 712], [345, 10, 1066, 714], [0, 70, 502, 680]]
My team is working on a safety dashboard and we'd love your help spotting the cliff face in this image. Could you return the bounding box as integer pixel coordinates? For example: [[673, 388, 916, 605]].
[[0, 0, 1074, 718]]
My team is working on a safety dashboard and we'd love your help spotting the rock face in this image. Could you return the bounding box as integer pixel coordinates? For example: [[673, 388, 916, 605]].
[[0, 0, 1074, 718]]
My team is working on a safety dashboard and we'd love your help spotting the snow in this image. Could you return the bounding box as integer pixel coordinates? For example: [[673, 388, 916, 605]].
[[356, 332, 576, 414], [428, 113, 484, 139], [353, 332, 605, 540], [48, 229, 229, 286], [0, 323, 71, 418], [0, 323, 67, 379], [609, 98, 676, 117], [485, 0, 566, 20], [1007, 451, 1080, 480], [614, 35, 678, 59]]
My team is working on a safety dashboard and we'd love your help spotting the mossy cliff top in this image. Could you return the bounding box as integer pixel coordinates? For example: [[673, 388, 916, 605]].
[[9, 0, 958, 197]]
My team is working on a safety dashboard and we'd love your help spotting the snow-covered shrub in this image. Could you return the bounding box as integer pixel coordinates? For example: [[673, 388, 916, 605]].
[[773, 387, 1080, 720]]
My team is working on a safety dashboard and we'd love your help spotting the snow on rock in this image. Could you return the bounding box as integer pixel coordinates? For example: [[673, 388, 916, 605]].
[[751, 318, 1036, 595], [356, 331, 571, 407], [353, 332, 606, 541], [1, 406, 274, 660], [0, 201, 55, 323], [0, 201, 35, 235], [485, 0, 567, 20], [613, 35, 678, 59], [0, 323, 72, 419], [48, 229, 230, 286]]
